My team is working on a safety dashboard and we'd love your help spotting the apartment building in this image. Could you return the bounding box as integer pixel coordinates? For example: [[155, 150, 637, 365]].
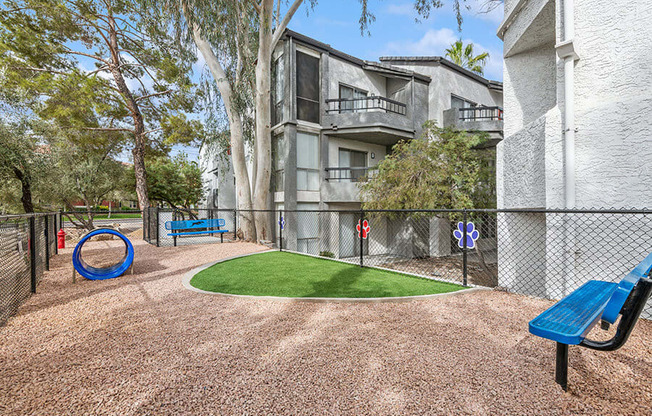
[[201, 30, 503, 256], [496, 0, 652, 296]]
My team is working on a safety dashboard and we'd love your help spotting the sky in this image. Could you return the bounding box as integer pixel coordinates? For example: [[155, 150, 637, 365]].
[[178, 0, 506, 162], [286, 0, 504, 80]]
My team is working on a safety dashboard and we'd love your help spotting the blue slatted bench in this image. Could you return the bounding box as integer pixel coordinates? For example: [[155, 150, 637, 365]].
[[165, 219, 229, 243], [529, 252, 652, 391]]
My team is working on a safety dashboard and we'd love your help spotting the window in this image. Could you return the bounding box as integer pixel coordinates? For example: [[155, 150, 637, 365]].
[[296, 51, 320, 123], [296, 132, 319, 191], [339, 84, 368, 113], [272, 56, 284, 125], [297, 202, 319, 254], [451, 94, 476, 109], [273, 134, 286, 192], [338, 148, 367, 182]]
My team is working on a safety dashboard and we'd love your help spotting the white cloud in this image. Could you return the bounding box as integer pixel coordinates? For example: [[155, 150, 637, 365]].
[[383, 28, 457, 56], [385, 3, 415, 17], [381, 28, 503, 80]]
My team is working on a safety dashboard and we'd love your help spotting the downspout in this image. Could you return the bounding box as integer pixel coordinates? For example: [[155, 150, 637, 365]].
[[557, 0, 580, 296], [558, 0, 579, 208]]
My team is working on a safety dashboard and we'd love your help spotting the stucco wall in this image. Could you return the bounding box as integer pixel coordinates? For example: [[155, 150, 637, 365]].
[[389, 62, 502, 126], [327, 56, 386, 99], [497, 0, 652, 316], [572, 0, 652, 208], [502, 43, 556, 137], [199, 147, 236, 210]]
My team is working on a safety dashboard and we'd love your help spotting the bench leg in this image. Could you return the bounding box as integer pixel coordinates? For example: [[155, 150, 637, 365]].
[[555, 342, 568, 391], [220, 233, 223, 243]]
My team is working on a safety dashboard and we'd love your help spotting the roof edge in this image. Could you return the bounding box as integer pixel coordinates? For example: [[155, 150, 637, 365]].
[[284, 29, 431, 83], [379, 56, 502, 89]]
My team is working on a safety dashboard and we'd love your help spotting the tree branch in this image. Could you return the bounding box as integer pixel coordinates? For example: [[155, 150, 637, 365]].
[[271, 0, 303, 50], [248, 0, 262, 14], [80, 127, 134, 133], [143, 127, 163, 136], [135, 89, 172, 102]]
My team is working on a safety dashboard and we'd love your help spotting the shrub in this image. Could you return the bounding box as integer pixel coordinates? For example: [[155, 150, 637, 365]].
[[319, 251, 335, 258]]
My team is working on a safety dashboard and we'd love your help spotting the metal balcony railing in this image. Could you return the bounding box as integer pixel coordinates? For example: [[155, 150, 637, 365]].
[[325, 166, 379, 182], [326, 96, 407, 116], [458, 106, 504, 121]]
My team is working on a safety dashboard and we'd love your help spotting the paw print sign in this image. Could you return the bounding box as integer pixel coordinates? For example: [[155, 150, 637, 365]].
[[453, 222, 479, 249], [278, 216, 285, 230], [357, 219, 370, 239]]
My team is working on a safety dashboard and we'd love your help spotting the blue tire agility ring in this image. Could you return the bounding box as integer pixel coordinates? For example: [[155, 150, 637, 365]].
[[72, 228, 134, 280]]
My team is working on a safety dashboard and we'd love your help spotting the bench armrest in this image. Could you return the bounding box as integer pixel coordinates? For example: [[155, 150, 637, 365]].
[[580, 277, 652, 352]]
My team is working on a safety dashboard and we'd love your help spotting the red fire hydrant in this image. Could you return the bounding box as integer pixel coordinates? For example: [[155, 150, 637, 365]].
[[57, 229, 66, 249]]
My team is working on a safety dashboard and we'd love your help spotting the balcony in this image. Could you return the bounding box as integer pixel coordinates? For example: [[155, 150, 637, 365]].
[[323, 167, 379, 203], [322, 96, 414, 145], [326, 96, 407, 116], [443, 106, 504, 145], [325, 167, 378, 182], [458, 106, 503, 121]]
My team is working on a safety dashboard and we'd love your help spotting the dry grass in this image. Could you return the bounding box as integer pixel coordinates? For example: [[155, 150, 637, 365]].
[[0, 239, 650, 415]]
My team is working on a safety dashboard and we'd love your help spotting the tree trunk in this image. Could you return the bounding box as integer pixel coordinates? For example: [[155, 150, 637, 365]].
[[107, 13, 150, 211], [252, 0, 275, 241], [13, 167, 34, 213], [189, 20, 256, 240], [85, 202, 94, 230], [131, 134, 149, 211]]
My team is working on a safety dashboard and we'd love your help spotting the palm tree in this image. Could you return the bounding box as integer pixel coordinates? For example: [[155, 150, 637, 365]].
[[445, 40, 490, 75]]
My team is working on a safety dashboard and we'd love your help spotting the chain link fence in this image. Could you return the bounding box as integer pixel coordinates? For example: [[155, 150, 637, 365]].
[[144, 207, 237, 247], [0, 212, 60, 326], [144, 207, 651, 318]]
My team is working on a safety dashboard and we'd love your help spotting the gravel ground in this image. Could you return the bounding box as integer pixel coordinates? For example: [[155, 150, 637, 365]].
[[0, 239, 650, 415]]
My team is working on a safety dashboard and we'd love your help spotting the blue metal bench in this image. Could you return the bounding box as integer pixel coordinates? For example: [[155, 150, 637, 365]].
[[164, 219, 229, 243], [529, 253, 652, 390]]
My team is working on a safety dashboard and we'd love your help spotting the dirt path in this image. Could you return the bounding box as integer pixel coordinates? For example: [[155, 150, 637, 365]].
[[0, 239, 650, 415]]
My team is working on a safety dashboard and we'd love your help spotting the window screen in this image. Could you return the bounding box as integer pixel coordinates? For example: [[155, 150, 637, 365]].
[[273, 134, 286, 192], [296, 52, 320, 123], [296, 132, 319, 191], [272, 57, 284, 125]]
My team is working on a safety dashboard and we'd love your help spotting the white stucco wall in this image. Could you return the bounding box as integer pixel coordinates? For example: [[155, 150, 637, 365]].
[[497, 0, 652, 317], [571, 0, 652, 208], [500, 0, 652, 210]]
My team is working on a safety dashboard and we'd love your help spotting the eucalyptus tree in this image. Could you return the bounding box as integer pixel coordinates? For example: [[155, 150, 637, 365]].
[[0, 0, 203, 211], [166, 0, 464, 240], [163, 0, 259, 239]]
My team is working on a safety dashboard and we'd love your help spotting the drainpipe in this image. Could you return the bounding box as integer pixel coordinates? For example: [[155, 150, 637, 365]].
[[557, 0, 580, 296], [558, 0, 579, 208]]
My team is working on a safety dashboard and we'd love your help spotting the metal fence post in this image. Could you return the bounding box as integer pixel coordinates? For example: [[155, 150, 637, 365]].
[[142, 208, 147, 241], [29, 216, 37, 293], [156, 207, 160, 247], [462, 209, 468, 286], [53, 214, 58, 256], [44, 215, 50, 271], [233, 209, 237, 241], [279, 210, 283, 251], [359, 210, 364, 268], [173, 209, 177, 247]]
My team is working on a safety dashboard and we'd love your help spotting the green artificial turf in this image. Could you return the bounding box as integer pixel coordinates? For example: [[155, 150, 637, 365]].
[[190, 251, 466, 298]]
